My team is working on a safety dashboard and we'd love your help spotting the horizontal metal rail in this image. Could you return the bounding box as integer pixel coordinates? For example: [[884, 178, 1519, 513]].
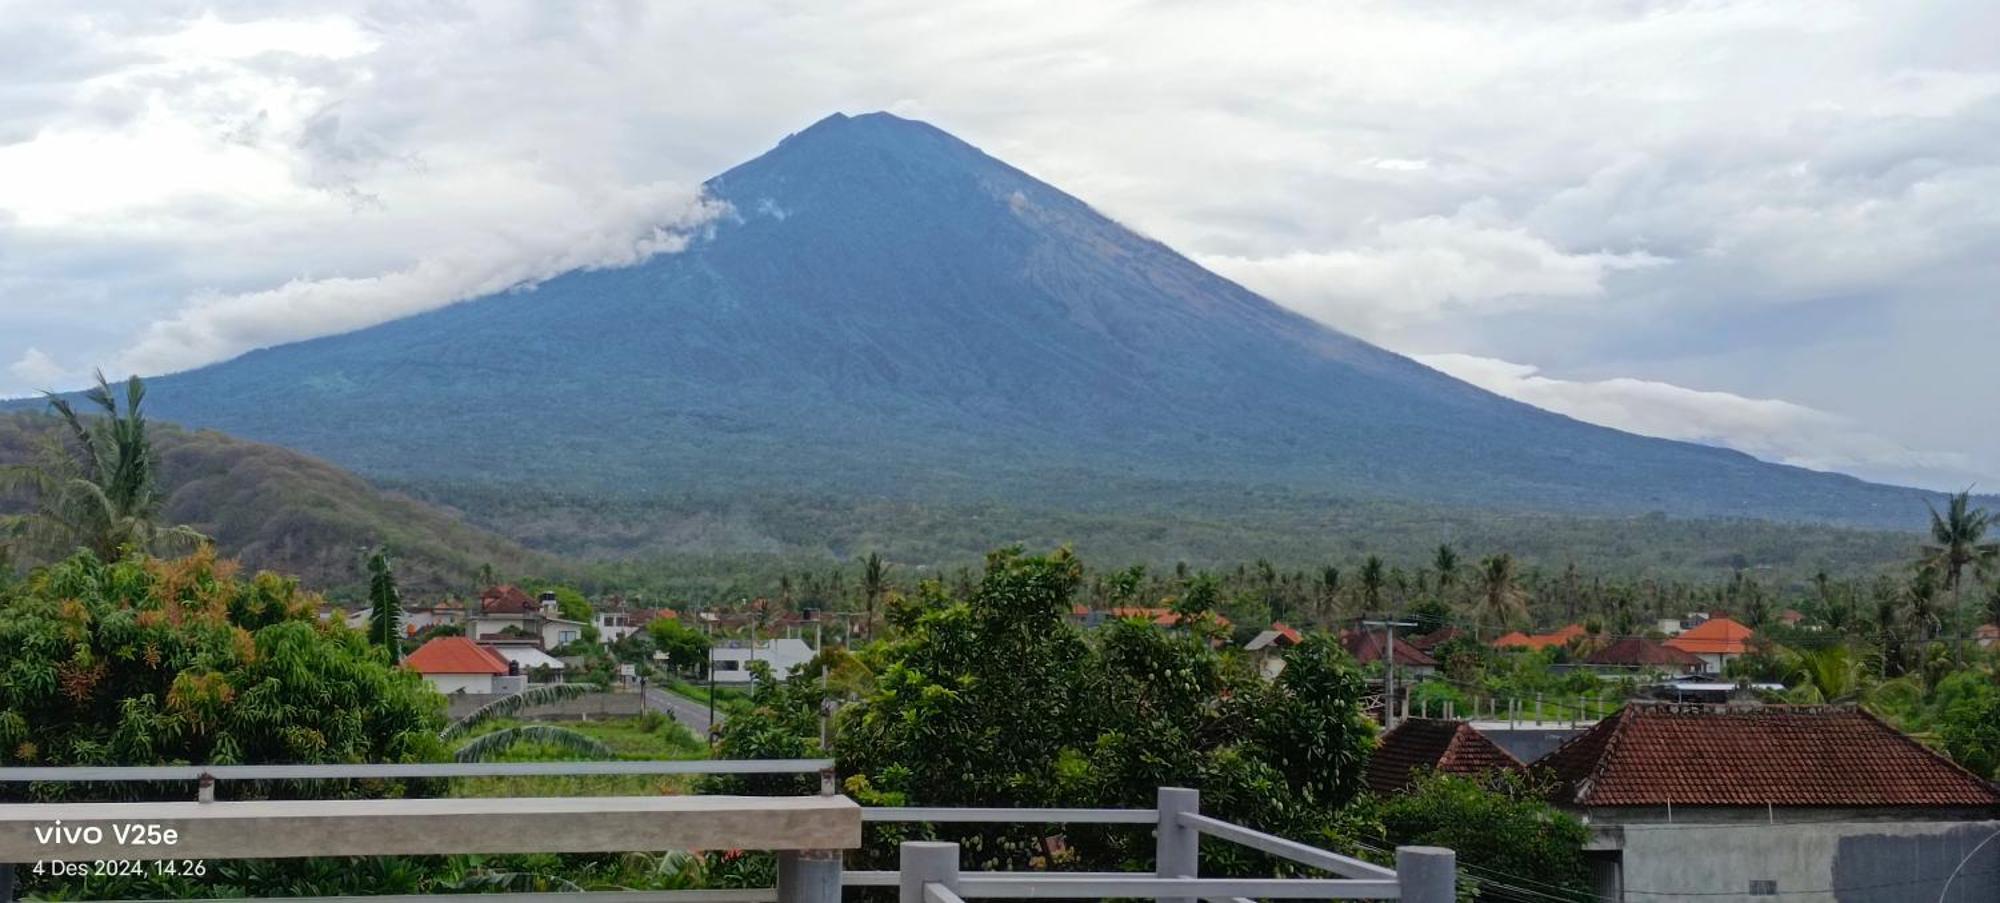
[[924, 882, 966, 903], [1179, 811, 1398, 880], [0, 760, 831, 783], [954, 874, 1401, 899], [843, 870, 899, 886], [861, 806, 1157, 824]]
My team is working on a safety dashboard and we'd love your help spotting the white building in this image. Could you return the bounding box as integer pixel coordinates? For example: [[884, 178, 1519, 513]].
[[405, 636, 519, 695], [709, 638, 816, 685]]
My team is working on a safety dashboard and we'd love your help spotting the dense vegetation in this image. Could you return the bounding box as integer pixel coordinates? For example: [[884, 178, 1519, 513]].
[[1, 411, 543, 596]]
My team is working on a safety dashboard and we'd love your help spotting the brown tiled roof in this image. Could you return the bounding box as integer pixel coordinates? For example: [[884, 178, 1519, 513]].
[[479, 584, 534, 614], [1343, 629, 1437, 666], [1536, 703, 2000, 808], [405, 636, 510, 675], [1583, 637, 1701, 667], [1408, 626, 1466, 651], [1366, 719, 1524, 795]]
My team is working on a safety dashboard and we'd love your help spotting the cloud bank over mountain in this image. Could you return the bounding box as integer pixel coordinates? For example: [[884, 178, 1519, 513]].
[[0, 1, 1994, 486]]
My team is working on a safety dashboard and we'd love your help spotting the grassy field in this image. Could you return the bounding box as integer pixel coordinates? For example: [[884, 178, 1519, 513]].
[[448, 714, 708, 797], [665, 679, 755, 717]]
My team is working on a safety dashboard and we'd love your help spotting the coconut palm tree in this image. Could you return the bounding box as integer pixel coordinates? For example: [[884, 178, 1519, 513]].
[[860, 551, 891, 639], [2, 372, 203, 561], [1358, 555, 1386, 612], [1920, 490, 1997, 616], [1784, 645, 1863, 703], [1476, 553, 1527, 631]]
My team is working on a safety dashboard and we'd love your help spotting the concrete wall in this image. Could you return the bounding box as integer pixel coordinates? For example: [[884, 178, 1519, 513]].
[[426, 673, 497, 695], [1594, 814, 2000, 902], [444, 690, 645, 720]]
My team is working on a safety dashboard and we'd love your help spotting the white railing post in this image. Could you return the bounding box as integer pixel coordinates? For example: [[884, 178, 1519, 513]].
[[1156, 786, 1200, 903], [779, 849, 842, 903], [899, 841, 960, 903], [1397, 846, 1455, 903]]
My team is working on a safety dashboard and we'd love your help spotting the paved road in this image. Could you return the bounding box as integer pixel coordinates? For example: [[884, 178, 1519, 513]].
[[645, 685, 721, 737]]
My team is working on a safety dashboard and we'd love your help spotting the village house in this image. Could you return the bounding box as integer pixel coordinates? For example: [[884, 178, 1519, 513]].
[[1662, 615, 1754, 673], [709, 637, 817, 685], [1490, 623, 1588, 652], [1365, 718, 1524, 797], [1536, 702, 2000, 901], [1243, 622, 1302, 678], [467, 585, 588, 650], [404, 636, 525, 695], [1342, 628, 1437, 678], [1580, 636, 1702, 678]]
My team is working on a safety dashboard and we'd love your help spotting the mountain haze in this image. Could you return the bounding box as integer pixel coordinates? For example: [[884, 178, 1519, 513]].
[[41, 113, 1945, 533]]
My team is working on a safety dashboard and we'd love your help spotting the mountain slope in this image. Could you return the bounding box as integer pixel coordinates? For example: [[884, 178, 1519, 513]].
[[0, 413, 539, 595], [40, 112, 1945, 530]]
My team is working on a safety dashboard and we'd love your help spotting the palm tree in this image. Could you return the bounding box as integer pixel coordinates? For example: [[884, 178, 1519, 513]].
[[1906, 564, 1944, 644], [1432, 545, 1459, 594], [365, 549, 404, 663], [1784, 645, 1863, 703], [2, 372, 202, 560], [1920, 490, 1997, 615], [860, 552, 891, 639], [1476, 554, 1527, 631], [1358, 555, 1386, 612], [441, 684, 614, 762]]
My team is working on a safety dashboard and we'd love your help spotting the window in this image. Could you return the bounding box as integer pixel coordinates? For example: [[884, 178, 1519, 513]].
[[1748, 879, 1777, 896]]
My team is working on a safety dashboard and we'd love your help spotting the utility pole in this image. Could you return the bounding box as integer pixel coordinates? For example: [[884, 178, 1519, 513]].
[[1362, 617, 1416, 729]]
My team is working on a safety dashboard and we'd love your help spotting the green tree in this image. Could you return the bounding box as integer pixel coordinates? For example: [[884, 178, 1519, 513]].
[[365, 549, 404, 662], [859, 551, 891, 639], [1476, 554, 1527, 631], [0, 548, 446, 793], [1358, 555, 1386, 612], [1432, 544, 1459, 594], [1374, 772, 1591, 901], [1932, 669, 2000, 780], [648, 616, 713, 675], [2, 372, 204, 561], [1921, 490, 1997, 614]]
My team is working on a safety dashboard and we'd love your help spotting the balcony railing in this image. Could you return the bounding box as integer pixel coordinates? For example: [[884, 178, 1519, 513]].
[[0, 762, 1454, 902]]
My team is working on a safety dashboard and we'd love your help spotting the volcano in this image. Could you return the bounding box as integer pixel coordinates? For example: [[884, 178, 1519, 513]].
[[92, 112, 1933, 529]]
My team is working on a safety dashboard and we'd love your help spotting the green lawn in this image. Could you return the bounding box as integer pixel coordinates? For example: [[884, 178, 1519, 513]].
[[448, 714, 708, 797]]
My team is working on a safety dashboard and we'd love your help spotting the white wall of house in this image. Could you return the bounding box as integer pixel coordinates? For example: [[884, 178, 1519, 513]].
[[709, 638, 816, 684], [539, 618, 586, 649], [423, 673, 499, 695], [1588, 813, 2000, 902]]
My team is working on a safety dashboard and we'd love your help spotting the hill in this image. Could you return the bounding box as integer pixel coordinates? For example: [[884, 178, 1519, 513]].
[[0, 412, 539, 596], [10, 112, 1957, 551]]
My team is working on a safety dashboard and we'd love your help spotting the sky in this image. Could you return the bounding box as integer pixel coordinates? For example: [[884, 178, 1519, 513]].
[[1, 1, 1996, 490]]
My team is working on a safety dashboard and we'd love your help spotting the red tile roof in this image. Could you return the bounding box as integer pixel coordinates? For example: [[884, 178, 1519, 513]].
[[1536, 703, 2000, 808], [1664, 617, 1754, 656], [1343, 629, 1437, 667], [479, 584, 535, 615], [405, 636, 510, 675], [1366, 718, 1525, 795], [1584, 637, 1702, 668]]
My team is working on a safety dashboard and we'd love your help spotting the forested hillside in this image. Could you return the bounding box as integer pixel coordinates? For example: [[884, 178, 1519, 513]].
[[0, 412, 537, 596]]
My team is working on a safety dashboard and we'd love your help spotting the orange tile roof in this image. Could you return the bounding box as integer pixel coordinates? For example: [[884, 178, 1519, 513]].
[[1664, 616, 1755, 655], [405, 636, 510, 675], [1492, 623, 1587, 650], [1536, 703, 2000, 808]]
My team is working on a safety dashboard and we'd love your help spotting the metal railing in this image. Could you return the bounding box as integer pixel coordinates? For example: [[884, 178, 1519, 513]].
[[0, 764, 1453, 902]]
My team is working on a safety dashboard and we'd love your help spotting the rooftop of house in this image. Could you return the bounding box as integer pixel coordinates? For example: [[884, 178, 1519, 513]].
[[1343, 629, 1437, 667], [1407, 626, 1466, 651], [1583, 636, 1702, 668], [1662, 616, 1755, 656], [1491, 623, 1587, 651], [1535, 702, 2000, 809], [477, 584, 535, 615], [1244, 622, 1303, 651], [1365, 718, 1524, 796], [405, 636, 510, 676]]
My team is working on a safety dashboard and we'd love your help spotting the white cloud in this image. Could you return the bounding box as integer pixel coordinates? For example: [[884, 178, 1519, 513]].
[[118, 187, 728, 375], [1200, 212, 1666, 340], [7, 347, 71, 390], [1416, 352, 1988, 490]]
